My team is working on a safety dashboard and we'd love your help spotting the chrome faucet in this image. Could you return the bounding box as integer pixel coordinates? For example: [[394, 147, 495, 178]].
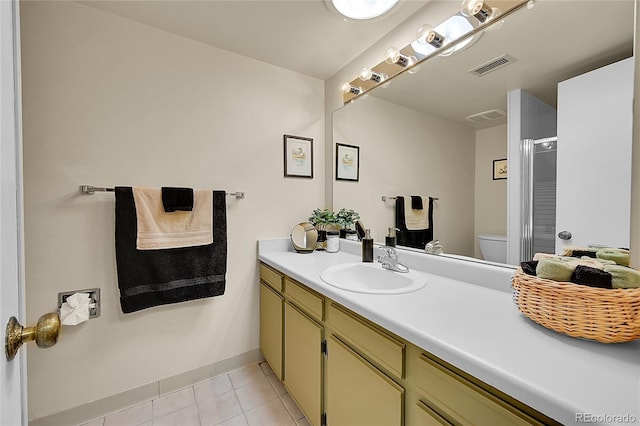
[[425, 240, 443, 255], [377, 246, 409, 273]]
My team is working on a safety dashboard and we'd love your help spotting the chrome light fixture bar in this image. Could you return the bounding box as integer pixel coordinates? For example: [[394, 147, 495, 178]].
[[341, 0, 529, 104]]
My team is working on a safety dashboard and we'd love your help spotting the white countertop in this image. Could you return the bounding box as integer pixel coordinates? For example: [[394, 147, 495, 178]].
[[258, 238, 640, 426]]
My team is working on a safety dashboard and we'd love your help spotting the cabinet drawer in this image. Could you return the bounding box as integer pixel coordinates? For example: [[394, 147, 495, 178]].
[[260, 263, 283, 293], [328, 303, 404, 379], [416, 354, 542, 426], [285, 277, 324, 321]]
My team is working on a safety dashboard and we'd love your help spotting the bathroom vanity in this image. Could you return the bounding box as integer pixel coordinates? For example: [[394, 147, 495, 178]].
[[258, 239, 640, 426]]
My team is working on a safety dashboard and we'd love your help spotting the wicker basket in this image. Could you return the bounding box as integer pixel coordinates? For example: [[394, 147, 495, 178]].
[[511, 268, 640, 343]]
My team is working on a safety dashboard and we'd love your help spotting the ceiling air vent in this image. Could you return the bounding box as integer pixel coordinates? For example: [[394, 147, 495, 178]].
[[469, 54, 517, 77], [465, 109, 506, 123]]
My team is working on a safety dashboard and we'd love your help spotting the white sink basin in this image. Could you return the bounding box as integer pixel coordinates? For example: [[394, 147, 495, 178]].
[[320, 262, 427, 294]]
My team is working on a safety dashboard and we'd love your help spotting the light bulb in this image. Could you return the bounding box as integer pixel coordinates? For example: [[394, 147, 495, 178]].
[[384, 47, 410, 67], [359, 68, 373, 81], [461, 0, 493, 23], [417, 24, 446, 48], [527, 0, 535, 9], [340, 82, 362, 95], [358, 68, 387, 83], [384, 47, 401, 64]]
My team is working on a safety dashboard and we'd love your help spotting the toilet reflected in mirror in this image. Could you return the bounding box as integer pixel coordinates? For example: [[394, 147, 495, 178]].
[[478, 234, 507, 263]]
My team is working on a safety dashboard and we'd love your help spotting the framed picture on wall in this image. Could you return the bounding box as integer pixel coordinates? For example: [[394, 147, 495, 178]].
[[493, 158, 507, 180], [336, 143, 359, 182], [284, 134, 313, 178]]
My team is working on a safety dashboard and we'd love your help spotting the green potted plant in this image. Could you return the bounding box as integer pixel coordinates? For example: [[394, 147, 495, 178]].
[[309, 209, 337, 249], [335, 208, 360, 238]]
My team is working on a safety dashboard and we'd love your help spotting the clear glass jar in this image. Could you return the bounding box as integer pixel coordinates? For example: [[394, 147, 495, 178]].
[[326, 231, 340, 253]]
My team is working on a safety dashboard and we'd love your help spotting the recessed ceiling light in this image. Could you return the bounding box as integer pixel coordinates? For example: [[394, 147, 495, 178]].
[[327, 0, 400, 20]]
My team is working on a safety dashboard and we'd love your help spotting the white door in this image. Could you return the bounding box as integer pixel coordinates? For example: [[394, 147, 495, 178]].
[[556, 57, 634, 253], [1, 1, 27, 425]]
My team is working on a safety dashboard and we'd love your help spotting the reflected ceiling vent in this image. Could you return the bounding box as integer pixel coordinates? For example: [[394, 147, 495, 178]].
[[465, 109, 506, 123], [469, 54, 517, 76]]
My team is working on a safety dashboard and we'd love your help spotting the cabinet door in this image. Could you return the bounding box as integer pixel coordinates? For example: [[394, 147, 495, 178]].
[[284, 302, 323, 426], [327, 336, 403, 426], [260, 282, 283, 380]]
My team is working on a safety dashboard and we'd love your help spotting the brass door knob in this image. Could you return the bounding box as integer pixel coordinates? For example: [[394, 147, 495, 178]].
[[5, 313, 60, 361]]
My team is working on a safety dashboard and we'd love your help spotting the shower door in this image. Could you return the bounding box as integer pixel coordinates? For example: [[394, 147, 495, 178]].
[[520, 137, 557, 261]]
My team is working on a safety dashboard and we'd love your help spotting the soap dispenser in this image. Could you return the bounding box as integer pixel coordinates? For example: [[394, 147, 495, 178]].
[[385, 227, 397, 247], [362, 229, 374, 262]]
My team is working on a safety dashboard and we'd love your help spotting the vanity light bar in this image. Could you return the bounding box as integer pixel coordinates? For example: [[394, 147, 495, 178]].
[[341, 0, 529, 104]]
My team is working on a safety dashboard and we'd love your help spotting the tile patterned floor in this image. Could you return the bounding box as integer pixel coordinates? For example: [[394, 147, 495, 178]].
[[79, 362, 310, 426]]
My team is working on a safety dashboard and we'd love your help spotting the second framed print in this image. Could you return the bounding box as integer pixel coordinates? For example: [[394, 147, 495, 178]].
[[336, 143, 359, 182]]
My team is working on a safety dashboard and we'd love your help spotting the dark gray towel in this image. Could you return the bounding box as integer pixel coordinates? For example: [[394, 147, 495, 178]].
[[520, 260, 538, 276], [161, 187, 194, 212], [571, 265, 613, 289], [411, 195, 423, 210], [115, 187, 226, 313]]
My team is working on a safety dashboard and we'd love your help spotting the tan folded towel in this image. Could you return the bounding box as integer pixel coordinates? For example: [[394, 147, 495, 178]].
[[533, 253, 560, 261], [133, 187, 212, 250], [403, 196, 429, 230]]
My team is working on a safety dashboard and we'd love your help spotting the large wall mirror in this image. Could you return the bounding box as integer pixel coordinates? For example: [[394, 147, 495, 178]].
[[332, 0, 634, 266]]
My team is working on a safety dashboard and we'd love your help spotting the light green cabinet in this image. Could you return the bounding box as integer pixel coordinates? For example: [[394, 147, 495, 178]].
[[258, 262, 559, 426], [259, 264, 284, 380], [259, 282, 283, 379], [284, 301, 323, 426], [415, 353, 546, 426], [326, 335, 403, 426]]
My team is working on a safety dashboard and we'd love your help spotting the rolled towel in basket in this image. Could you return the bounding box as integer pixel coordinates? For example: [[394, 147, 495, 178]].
[[533, 253, 560, 261], [604, 265, 640, 289], [520, 260, 538, 276], [596, 249, 630, 266], [585, 256, 615, 265], [565, 257, 605, 270], [571, 265, 613, 289], [562, 246, 599, 258], [536, 258, 575, 282]]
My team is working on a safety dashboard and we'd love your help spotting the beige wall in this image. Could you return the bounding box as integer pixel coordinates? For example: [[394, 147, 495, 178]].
[[20, 1, 324, 420], [333, 96, 476, 256], [474, 125, 508, 258]]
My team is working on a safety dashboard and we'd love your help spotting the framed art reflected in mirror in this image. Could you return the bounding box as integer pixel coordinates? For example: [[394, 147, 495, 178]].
[[493, 159, 507, 180], [336, 143, 359, 182]]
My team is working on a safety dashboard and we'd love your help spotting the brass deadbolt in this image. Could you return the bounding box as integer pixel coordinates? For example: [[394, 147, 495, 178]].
[[5, 313, 60, 361]]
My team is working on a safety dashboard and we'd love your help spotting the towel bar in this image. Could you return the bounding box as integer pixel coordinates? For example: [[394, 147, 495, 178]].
[[381, 195, 439, 202], [79, 185, 245, 199]]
